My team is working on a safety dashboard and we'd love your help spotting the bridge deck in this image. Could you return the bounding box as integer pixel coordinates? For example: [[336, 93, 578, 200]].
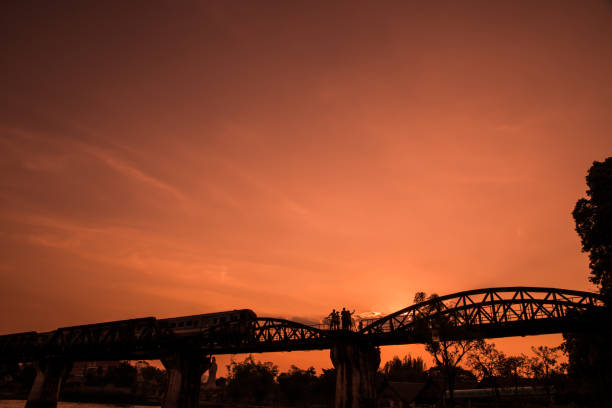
[[0, 287, 604, 362]]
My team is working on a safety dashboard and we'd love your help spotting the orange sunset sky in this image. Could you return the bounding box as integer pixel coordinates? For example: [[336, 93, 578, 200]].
[[1, 1, 612, 375]]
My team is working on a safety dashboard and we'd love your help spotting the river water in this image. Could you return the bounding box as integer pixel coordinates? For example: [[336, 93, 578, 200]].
[[0, 401, 157, 408]]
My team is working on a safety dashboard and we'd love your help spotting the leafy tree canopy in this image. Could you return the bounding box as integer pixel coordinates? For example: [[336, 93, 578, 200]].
[[277, 365, 317, 404], [104, 361, 137, 388], [381, 355, 427, 382], [226, 355, 278, 403], [573, 157, 612, 299], [467, 341, 505, 383], [415, 291, 483, 406]]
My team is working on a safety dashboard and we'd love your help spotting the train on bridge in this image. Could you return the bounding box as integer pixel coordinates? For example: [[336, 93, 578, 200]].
[[158, 308, 257, 334], [0, 286, 605, 408]]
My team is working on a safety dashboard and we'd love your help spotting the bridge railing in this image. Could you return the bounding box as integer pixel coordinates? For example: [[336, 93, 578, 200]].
[[308, 320, 378, 332]]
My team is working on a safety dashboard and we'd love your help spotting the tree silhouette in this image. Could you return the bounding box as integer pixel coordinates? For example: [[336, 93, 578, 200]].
[[104, 361, 137, 388], [226, 355, 278, 403], [573, 157, 612, 300], [416, 292, 483, 407], [277, 365, 317, 404], [565, 157, 612, 406], [467, 341, 504, 404], [529, 346, 562, 403], [498, 354, 528, 396], [381, 355, 427, 382]]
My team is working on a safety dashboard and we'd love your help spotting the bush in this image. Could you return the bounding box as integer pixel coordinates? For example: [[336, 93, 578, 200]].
[[277, 365, 317, 404], [226, 355, 278, 403]]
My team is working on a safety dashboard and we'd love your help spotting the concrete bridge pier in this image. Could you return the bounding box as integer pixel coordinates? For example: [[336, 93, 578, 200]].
[[330, 340, 380, 408], [25, 358, 72, 408], [161, 351, 211, 408]]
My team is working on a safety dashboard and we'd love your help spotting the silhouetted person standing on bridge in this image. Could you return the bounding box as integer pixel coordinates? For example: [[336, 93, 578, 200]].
[[328, 309, 334, 330], [341, 308, 355, 330], [329, 309, 340, 330]]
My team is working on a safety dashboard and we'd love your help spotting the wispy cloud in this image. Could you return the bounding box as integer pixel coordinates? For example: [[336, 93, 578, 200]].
[[3, 208, 330, 313], [2, 124, 190, 204], [82, 145, 188, 202], [220, 157, 311, 216], [0, 126, 70, 172], [3, 211, 252, 289]]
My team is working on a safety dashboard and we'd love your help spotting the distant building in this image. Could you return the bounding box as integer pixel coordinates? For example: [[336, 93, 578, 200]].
[[446, 386, 553, 405]]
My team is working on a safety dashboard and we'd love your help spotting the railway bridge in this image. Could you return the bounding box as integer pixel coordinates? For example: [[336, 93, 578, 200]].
[[0, 286, 606, 408]]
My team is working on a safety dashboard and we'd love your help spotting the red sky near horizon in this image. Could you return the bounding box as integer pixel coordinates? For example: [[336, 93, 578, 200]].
[[1, 1, 612, 375]]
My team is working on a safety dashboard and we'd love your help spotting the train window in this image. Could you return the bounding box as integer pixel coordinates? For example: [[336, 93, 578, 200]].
[[214, 318, 218, 324], [171, 323, 176, 328], [194, 321, 199, 327], [187, 320, 192, 326], [179, 322, 184, 327], [220, 317, 226, 323]]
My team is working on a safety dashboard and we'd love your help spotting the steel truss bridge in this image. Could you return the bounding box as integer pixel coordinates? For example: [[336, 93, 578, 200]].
[[0, 287, 606, 363]]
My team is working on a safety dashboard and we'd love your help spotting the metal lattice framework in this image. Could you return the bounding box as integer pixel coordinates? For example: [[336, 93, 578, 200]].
[[360, 287, 605, 345], [0, 318, 172, 362], [0, 287, 606, 363], [249, 318, 325, 344], [196, 318, 327, 354]]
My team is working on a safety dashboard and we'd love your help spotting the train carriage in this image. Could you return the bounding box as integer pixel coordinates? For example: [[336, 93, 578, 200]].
[[158, 309, 256, 338]]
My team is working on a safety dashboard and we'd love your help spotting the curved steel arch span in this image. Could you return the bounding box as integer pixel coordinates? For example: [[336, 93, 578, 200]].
[[360, 287, 605, 345]]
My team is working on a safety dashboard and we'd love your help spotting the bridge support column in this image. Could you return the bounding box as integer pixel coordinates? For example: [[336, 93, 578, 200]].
[[161, 351, 211, 408], [25, 359, 72, 408], [331, 340, 380, 408]]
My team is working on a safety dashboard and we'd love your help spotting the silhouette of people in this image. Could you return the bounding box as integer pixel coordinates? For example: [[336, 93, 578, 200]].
[[358, 320, 363, 331], [329, 308, 358, 330], [341, 308, 355, 330], [329, 309, 340, 330]]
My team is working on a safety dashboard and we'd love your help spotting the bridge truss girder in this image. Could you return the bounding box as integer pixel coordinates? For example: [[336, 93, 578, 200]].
[[0, 287, 605, 363], [360, 286, 605, 345]]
